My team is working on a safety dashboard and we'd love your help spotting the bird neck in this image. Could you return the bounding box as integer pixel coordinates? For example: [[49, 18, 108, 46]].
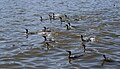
[[64, 15, 67, 19], [59, 17, 62, 22], [40, 16, 42, 21], [81, 35, 85, 41], [43, 36, 47, 41], [52, 13, 55, 20], [68, 23, 71, 26], [66, 25, 70, 30], [49, 15, 52, 20], [68, 53, 71, 58], [43, 27, 47, 32], [103, 55, 107, 60], [25, 29, 28, 34]]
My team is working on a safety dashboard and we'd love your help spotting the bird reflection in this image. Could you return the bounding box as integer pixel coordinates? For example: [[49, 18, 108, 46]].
[[43, 42, 50, 50]]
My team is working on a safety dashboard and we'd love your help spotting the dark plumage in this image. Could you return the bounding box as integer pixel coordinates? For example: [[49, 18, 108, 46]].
[[25, 29, 28, 34], [52, 13, 55, 20], [42, 27, 51, 32], [40, 16, 42, 22], [103, 55, 114, 62], [66, 24, 71, 30], [49, 14, 52, 21], [43, 35, 47, 41], [59, 17, 63, 23], [80, 35, 90, 42], [42, 35, 55, 43], [25, 29, 37, 35], [66, 50, 84, 59]]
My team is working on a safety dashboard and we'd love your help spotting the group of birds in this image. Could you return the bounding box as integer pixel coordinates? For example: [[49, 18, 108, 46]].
[[25, 13, 114, 65]]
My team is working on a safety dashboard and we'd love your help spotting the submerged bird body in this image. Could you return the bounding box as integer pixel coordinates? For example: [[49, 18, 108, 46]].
[[42, 27, 51, 32], [103, 55, 114, 62], [65, 23, 75, 30], [53, 13, 68, 19], [41, 27, 52, 37], [25, 29, 37, 35], [80, 35, 95, 42], [42, 35, 55, 43], [66, 50, 84, 59], [81, 35, 89, 42], [40, 16, 43, 22], [66, 24, 71, 30], [49, 14, 52, 21], [25, 29, 28, 34]]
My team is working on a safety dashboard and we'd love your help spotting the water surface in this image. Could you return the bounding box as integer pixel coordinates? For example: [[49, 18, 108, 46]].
[[0, 0, 120, 69]]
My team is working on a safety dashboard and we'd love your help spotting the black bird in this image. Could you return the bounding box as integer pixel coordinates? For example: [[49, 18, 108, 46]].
[[64, 14, 68, 19], [103, 55, 114, 62], [80, 35, 89, 42], [66, 24, 71, 30], [66, 50, 84, 59], [42, 35, 55, 43], [67, 22, 76, 29], [59, 17, 63, 23], [49, 14, 52, 21], [52, 13, 55, 20], [40, 16, 43, 22], [25, 29, 37, 35], [101, 55, 115, 66], [65, 22, 75, 30], [68, 22, 71, 27], [42, 27, 51, 32], [25, 29, 28, 34], [43, 35, 47, 41], [80, 35, 95, 42], [42, 27, 47, 32], [80, 35, 90, 42]]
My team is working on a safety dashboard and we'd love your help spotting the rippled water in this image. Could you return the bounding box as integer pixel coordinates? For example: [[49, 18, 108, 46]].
[[0, 0, 120, 69]]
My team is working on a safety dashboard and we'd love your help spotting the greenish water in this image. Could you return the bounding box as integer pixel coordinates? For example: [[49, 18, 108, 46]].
[[0, 0, 120, 69]]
